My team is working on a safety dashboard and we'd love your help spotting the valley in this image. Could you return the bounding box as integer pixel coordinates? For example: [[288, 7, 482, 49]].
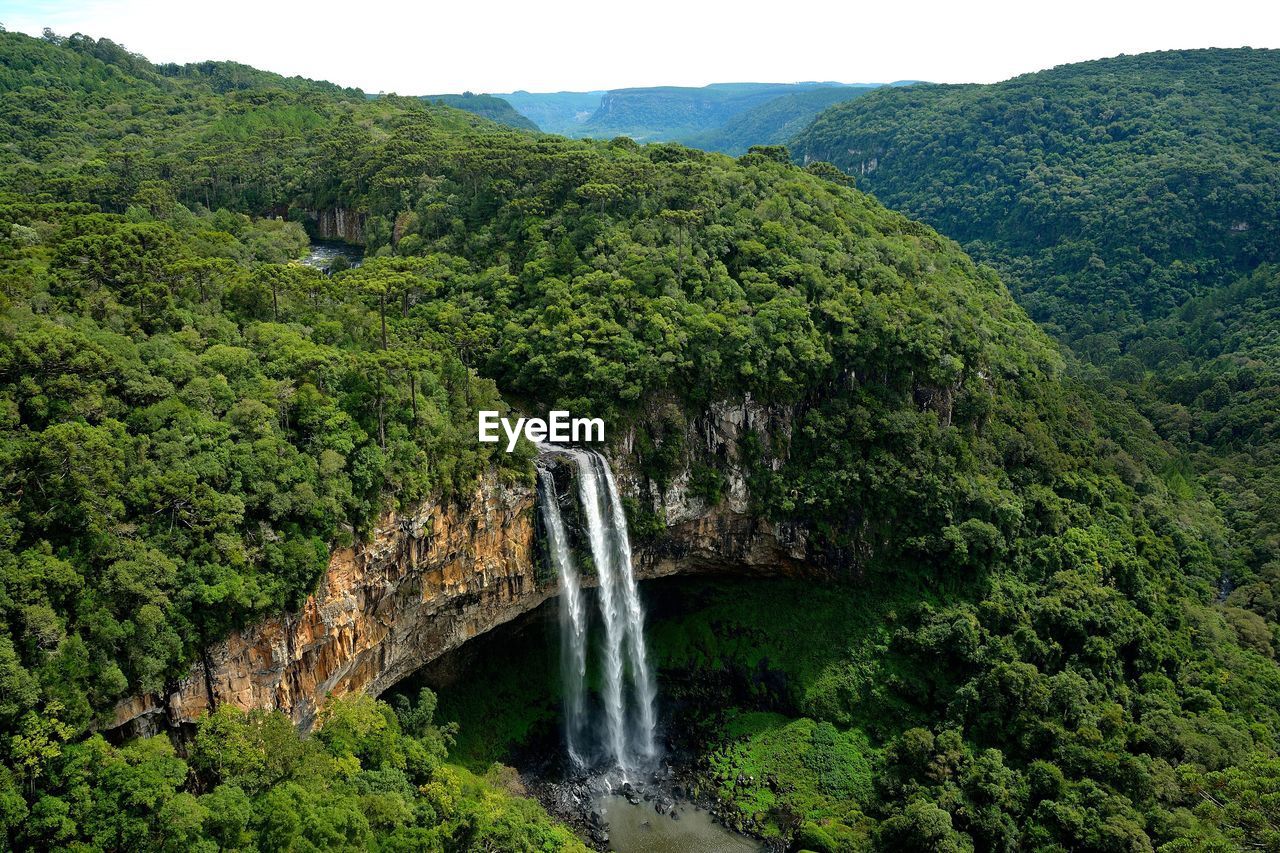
[[0, 23, 1278, 853], [439, 81, 888, 152]]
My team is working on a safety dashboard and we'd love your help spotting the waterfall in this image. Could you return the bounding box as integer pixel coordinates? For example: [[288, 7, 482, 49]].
[[537, 468, 588, 768], [597, 456, 657, 763], [537, 447, 658, 777]]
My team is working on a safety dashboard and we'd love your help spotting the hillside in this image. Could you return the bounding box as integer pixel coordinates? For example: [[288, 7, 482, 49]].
[[420, 92, 540, 131], [791, 49, 1280, 341], [2, 30, 1280, 852], [685, 85, 878, 154], [791, 47, 1280, 587], [1126, 265, 1280, 577]]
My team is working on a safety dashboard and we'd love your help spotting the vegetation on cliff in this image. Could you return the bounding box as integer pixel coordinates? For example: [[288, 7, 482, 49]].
[[0, 28, 1278, 852]]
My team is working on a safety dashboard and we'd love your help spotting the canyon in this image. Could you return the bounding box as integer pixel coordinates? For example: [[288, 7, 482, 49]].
[[110, 399, 829, 738]]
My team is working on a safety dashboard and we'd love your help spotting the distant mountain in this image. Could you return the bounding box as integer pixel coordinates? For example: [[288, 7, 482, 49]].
[[499, 90, 606, 135], [420, 92, 539, 131], [683, 85, 879, 155], [495, 81, 895, 149], [580, 82, 870, 143]]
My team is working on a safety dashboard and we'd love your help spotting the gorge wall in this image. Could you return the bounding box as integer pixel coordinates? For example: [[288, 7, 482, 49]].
[[110, 398, 832, 737], [307, 207, 366, 244]]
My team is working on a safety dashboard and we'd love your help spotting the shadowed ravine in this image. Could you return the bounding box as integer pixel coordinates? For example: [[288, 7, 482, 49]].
[[396, 574, 774, 852]]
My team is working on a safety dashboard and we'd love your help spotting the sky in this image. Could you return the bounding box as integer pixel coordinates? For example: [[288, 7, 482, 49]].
[[1, 0, 1277, 94]]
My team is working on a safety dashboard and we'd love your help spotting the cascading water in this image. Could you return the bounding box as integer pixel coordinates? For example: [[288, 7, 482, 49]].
[[597, 456, 658, 763], [537, 446, 658, 778], [537, 468, 589, 768], [574, 452, 631, 772]]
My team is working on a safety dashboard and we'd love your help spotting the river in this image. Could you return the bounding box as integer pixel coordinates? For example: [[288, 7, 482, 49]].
[[301, 239, 363, 272]]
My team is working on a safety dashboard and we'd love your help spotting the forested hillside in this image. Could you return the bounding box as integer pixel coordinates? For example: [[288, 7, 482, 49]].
[[1126, 265, 1280, 592], [418, 92, 540, 131], [2, 29, 1279, 851], [792, 49, 1280, 342], [792, 46, 1280, 606]]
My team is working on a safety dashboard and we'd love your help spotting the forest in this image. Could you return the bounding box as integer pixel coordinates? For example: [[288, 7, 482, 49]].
[[417, 93, 540, 132], [790, 46, 1280, 641], [0, 27, 1278, 852]]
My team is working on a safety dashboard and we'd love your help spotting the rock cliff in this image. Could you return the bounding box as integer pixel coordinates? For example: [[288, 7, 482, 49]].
[[110, 398, 832, 736], [308, 207, 365, 243]]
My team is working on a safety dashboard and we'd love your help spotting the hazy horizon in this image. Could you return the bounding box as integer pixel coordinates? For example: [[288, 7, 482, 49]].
[[2, 0, 1276, 95]]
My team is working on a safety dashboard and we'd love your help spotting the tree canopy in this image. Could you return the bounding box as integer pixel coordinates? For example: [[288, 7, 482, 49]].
[[1, 29, 1278, 852]]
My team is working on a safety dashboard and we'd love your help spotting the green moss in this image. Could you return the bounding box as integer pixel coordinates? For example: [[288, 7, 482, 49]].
[[648, 578, 939, 735], [707, 711, 876, 838]]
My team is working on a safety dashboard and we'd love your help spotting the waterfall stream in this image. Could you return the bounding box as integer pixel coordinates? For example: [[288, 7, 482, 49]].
[[537, 447, 658, 777], [537, 468, 589, 768], [597, 455, 658, 764]]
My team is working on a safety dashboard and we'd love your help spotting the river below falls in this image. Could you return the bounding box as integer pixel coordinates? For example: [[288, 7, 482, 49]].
[[301, 239, 362, 271], [392, 579, 780, 852], [595, 793, 765, 853]]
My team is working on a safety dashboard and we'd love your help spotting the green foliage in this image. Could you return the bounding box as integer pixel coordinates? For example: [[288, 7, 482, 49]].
[[0, 690, 583, 851], [707, 712, 875, 839], [791, 47, 1280, 584], [644, 571, 1280, 848], [1125, 266, 1280, 580], [0, 198, 513, 745], [792, 48, 1280, 340], [2, 28, 1279, 853], [420, 93, 541, 131]]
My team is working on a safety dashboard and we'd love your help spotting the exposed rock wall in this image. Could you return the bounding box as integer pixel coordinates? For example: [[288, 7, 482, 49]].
[[309, 207, 365, 244], [110, 398, 833, 737], [112, 471, 544, 735]]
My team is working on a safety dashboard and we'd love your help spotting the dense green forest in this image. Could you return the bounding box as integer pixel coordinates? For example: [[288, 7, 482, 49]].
[[1124, 266, 1280, 607], [790, 46, 1280, 606], [417, 92, 541, 131], [791, 49, 1280, 341], [2, 28, 1279, 851]]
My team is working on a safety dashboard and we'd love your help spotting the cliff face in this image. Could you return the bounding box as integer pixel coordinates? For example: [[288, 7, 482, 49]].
[[308, 207, 365, 244], [113, 471, 543, 735], [111, 398, 833, 736]]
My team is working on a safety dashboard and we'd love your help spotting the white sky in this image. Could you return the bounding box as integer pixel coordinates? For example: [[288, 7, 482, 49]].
[[1, 0, 1277, 94]]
